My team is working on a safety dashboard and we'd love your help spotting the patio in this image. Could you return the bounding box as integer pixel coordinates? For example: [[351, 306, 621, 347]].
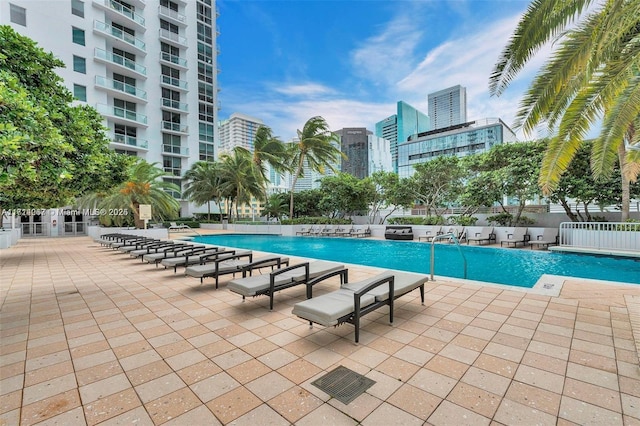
[[1, 236, 639, 425]]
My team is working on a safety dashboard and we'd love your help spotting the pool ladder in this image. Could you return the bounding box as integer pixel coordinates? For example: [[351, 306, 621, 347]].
[[430, 233, 467, 281]]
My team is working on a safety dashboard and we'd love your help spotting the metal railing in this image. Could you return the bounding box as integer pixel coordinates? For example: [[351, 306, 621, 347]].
[[159, 51, 187, 68], [95, 75, 147, 100], [94, 48, 147, 75], [559, 222, 640, 252], [94, 21, 146, 52], [430, 233, 467, 281]]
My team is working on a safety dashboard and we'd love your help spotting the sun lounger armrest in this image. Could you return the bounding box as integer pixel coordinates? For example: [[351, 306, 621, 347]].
[[199, 250, 235, 263], [305, 269, 348, 299], [269, 262, 309, 278], [242, 256, 285, 272]]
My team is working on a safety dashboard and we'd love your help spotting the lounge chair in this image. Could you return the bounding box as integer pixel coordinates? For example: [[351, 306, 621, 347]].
[[128, 241, 179, 258], [418, 226, 442, 242], [500, 227, 530, 248], [466, 227, 495, 245], [142, 244, 203, 265], [353, 227, 371, 238], [168, 222, 190, 231], [296, 227, 311, 236], [438, 226, 465, 243], [185, 253, 290, 286], [334, 227, 354, 237], [227, 260, 345, 310], [160, 247, 226, 273], [292, 270, 428, 343], [529, 228, 559, 250], [319, 226, 335, 237]]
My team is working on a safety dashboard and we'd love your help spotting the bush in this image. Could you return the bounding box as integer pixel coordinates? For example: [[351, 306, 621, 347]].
[[423, 216, 446, 225], [487, 213, 513, 226], [448, 215, 478, 226], [388, 217, 424, 225], [281, 217, 352, 225]]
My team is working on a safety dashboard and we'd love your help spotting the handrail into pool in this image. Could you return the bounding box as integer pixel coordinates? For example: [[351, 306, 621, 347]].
[[430, 233, 467, 281]]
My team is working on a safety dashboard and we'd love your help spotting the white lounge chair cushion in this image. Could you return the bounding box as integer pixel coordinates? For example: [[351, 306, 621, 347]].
[[185, 254, 286, 279], [291, 289, 376, 326], [227, 260, 343, 297], [341, 271, 427, 302]]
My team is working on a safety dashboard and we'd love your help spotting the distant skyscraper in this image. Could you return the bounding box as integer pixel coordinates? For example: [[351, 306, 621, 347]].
[[218, 113, 263, 153], [335, 128, 391, 179], [375, 101, 429, 173], [428, 85, 467, 130]]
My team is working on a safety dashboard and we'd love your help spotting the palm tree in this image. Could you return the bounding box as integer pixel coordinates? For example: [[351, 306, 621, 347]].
[[78, 159, 180, 228], [182, 161, 223, 222], [287, 116, 344, 219], [262, 194, 289, 222], [218, 147, 265, 221], [251, 125, 290, 184], [489, 0, 640, 221]]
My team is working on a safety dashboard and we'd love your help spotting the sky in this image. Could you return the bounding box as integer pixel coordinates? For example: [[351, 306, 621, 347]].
[[216, 0, 547, 141]]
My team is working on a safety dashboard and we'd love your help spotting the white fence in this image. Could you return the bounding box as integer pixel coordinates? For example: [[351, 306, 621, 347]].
[[559, 222, 640, 252]]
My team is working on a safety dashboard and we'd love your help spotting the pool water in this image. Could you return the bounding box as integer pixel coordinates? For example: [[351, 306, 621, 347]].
[[190, 234, 640, 288]]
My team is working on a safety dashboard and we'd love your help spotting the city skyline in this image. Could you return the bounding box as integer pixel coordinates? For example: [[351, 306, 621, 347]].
[[217, 0, 545, 141]]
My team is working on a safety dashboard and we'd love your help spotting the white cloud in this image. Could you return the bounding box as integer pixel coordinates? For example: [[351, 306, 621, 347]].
[[272, 83, 337, 98]]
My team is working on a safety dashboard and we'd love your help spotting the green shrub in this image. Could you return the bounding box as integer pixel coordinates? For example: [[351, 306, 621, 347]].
[[388, 217, 424, 225], [281, 217, 352, 225], [423, 216, 446, 225], [487, 213, 513, 226], [448, 215, 478, 226]]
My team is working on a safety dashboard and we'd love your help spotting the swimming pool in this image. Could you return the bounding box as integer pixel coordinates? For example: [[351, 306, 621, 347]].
[[190, 234, 640, 288]]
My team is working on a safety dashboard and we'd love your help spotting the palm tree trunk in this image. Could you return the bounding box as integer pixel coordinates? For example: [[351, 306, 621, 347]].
[[618, 143, 630, 222], [289, 155, 305, 219]]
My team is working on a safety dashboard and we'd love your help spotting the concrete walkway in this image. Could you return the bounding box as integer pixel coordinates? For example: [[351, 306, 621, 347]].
[[1, 237, 639, 425]]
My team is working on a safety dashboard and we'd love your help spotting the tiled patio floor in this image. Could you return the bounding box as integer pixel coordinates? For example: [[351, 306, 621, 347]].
[[1, 236, 639, 425]]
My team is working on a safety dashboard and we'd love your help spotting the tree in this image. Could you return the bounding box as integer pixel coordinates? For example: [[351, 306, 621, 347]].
[[251, 125, 290, 185], [78, 160, 180, 228], [489, 0, 640, 221], [363, 171, 414, 224], [261, 194, 289, 222], [182, 161, 223, 222], [410, 156, 465, 217], [468, 141, 546, 225], [549, 141, 640, 221], [287, 116, 344, 219], [318, 173, 370, 219], [218, 147, 264, 221], [0, 26, 130, 225]]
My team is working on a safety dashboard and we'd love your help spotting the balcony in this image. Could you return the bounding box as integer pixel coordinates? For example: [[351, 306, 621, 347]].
[[95, 75, 147, 102], [158, 5, 186, 26], [162, 144, 189, 156], [159, 51, 187, 69], [161, 98, 188, 112], [161, 121, 188, 134], [96, 103, 148, 126], [93, 0, 145, 30], [94, 20, 146, 54], [163, 167, 182, 177], [111, 134, 148, 151], [158, 28, 187, 48], [94, 48, 147, 78], [160, 75, 188, 91]]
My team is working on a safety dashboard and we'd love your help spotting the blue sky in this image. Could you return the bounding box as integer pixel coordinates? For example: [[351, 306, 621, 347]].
[[216, 0, 545, 141]]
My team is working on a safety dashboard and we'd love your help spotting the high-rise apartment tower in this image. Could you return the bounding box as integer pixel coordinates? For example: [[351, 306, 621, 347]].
[[428, 85, 467, 130]]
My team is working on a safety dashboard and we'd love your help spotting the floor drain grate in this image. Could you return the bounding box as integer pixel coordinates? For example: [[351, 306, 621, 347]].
[[311, 365, 375, 405]]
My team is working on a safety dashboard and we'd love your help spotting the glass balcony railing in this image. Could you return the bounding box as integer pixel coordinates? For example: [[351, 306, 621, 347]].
[[161, 98, 187, 111], [158, 28, 187, 46], [96, 103, 147, 125], [161, 121, 188, 133], [94, 48, 147, 75], [158, 5, 186, 23], [162, 144, 189, 155], [163, 167, 182, 177], [94, 20, 146, 52], [160, 75, 188, 90], [113, 134, 148, 149], [95, 75, 147, 100], [95, 0, 145, 26], [159, 51, 187, 68]]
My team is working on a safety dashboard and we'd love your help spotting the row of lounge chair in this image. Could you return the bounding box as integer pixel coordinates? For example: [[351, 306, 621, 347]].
[[296, 226, 371, 238], [416, 226, 558, 249], [93, 233, 429, 342]]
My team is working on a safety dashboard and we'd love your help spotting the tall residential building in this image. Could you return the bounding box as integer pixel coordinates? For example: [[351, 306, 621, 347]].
[[1, 0, 219, 217], [218, 112, 264, 154], [374, 101, 429, 173], [335, 128, 392, 179], [428, 85, 467, 130], [397, 118, 518, 178]]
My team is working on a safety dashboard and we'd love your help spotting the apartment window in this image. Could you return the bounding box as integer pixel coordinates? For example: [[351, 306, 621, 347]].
[[197, 22, 212, 44], [113, 73, 136, 95], [199, 103, 214, 123], [161, 42, 180, 57], [197, 62, 213, 84], [114, 149, 138, 156], [112, 47, 136, 64], [114, 124, 137, 146], [163, 177, 182, 198], [197, 2, 212, 25], [73, 56, 86, 73], [199, 142, 214, 161], [163, 133, 182, 153], [197, 42, 213, 63], [198, 82, 213, 103], [161, 65, 180, 79], [160, 19, 179, 35], [71, 0, 84, 17], [9, 3, 26, 26], [73, 84, 87, 101], [199, 123, 214, 143], [162, 88, 180, 102], [163, 156, 182, 176], [114, 98, 137, 120], [160, 0, 178, 12], [72, 27, 85, 45]]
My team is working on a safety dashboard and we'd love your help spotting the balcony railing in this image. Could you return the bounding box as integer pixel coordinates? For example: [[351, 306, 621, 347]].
[[162, 144, 189, 156], [96, 103, 147, 125], [95, 75, 147, 100], [161, 98, 188, 112], [161, 121, 188, 133], [95, 0, 145, 26], [94, 48, 147, 76], [163, 167, 182, 177], [159, 51, 187, 68], [160, 75, 188, 90], [158, 28, 187, 46], [94, 20, 146, 52], [158, 5, 186, 24], [113, 134, 148, 149]]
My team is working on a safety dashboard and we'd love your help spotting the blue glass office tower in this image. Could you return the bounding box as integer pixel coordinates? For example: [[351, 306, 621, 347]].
[[375, 101, 429, 173]]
